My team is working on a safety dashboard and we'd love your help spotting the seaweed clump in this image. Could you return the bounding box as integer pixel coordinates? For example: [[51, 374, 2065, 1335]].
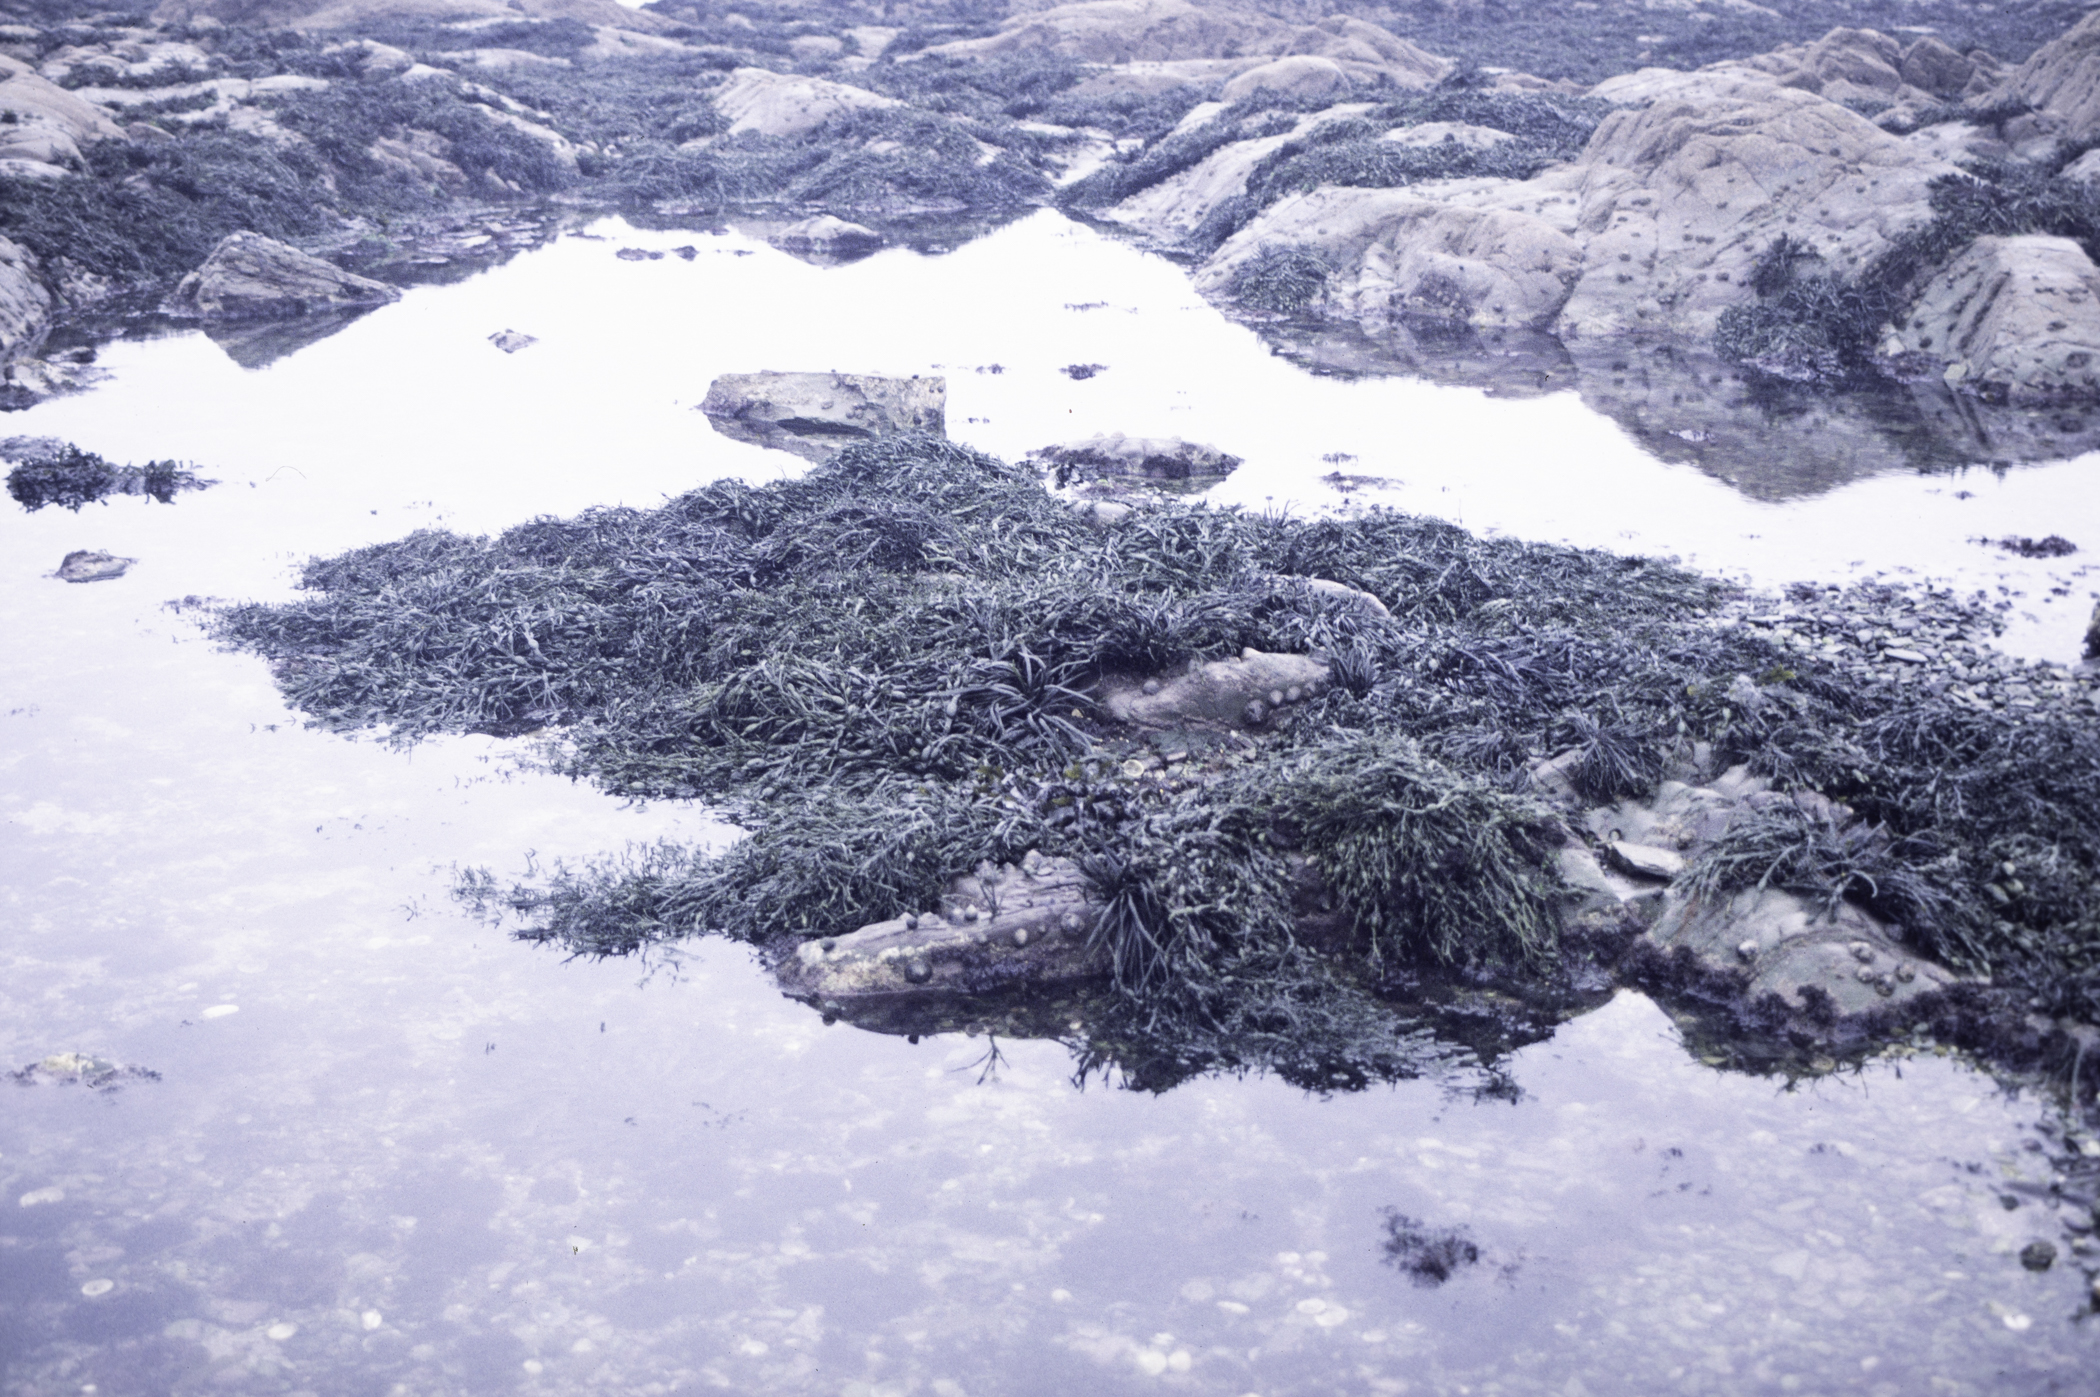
[[215, 434, 2100, 1078], [5, 441, 211, 512]]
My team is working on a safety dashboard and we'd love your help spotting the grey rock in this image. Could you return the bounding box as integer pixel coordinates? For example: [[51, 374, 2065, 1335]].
[[699, 371, 945, 462], [770, 215, 884, 260], [1603, 840, 1686, 881], [1901, 235, 2100, 403], [164, 232, 400, 320], [776, 856, 1106, 1006], [1985, 11, 2100, 146], [56, 549, 133, 583], [488, 328, 537, 353], [1101, 648, 1329, 730]]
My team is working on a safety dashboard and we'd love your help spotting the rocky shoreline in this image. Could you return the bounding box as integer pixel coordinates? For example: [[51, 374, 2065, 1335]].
[[2, 0, 2100, 488]]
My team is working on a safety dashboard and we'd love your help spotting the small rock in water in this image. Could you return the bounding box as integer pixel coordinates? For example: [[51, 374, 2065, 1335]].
[[56, 550, 133, 583], [2020, 1240, 2057, 1272], [488, 329, 537, 354], [1061, 363, 1106, 380], [615, 247, 663, 261]]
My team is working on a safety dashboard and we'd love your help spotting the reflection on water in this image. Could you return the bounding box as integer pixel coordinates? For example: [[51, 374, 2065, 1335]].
[[1270, 315, 2100, 503], [2, 211, 2098, 1392]]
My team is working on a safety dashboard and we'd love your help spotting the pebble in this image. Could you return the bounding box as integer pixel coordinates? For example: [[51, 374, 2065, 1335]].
[[904, 958, 932, 984], [2019, 1240, 2057, 1272]]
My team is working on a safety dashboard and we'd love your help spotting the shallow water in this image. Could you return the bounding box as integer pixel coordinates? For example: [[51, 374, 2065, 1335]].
[[3, 212, 2098, 1393]]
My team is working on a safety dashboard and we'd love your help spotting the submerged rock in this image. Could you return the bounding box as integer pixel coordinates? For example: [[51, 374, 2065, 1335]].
[[55, 549, 133, 582], [1032, 432, 1241, 489], [164, 232, 401, 320], [699, 371, 945, 462]]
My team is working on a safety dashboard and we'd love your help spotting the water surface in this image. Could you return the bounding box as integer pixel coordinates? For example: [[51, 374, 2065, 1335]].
[[3, 212, 2097, 1395]]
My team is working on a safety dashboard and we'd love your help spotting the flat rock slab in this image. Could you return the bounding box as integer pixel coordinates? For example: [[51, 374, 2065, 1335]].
[[1101, 648, 1330, 730], [778, 856, 1105, 1007], [164, 231, 400, 320], [700, 371, 945, 463]]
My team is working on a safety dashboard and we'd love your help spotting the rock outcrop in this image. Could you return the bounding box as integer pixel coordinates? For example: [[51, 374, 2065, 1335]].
[[1986, 10, 2100, 147], [0, 53, 124, 178], [707, 66, 898, 140], [163, 232, 401, 319], [1901, 235, 2100, 403], [0, 234, 53, 363], [1553, 762, 1964, 1016], [699, 371, 945, 462], [927, 1, 1449, 90]]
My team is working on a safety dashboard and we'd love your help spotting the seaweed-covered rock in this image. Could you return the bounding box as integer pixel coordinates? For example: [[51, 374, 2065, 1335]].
[[0, 234, 52, 363], [1902, 235, 2100, 402], [708, 66, 898, 140], [1200, 185, 1584, 330], [1561, 69, 1953, 340], [163, 232, 401, 320], [778, 856, 1106, 1008], [699, 371, 945, 462]]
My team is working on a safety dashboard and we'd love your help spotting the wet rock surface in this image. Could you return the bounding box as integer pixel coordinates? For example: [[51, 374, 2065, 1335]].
[[1031, 431, 1241, 490], [55, 549, 134, 582], [778, 855, 1107, 1010], [700, 370, 945, 462]]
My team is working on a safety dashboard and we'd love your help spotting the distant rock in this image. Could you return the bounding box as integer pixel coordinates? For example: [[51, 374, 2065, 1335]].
[[489, 329, 536, 353], [1985, 10, 2100, 146], [164, 232, 401, 320], [707, 66, 898, 140], [1031, 432, 1240, 487], [770, 215, 884, 259], [1221, 55, 1347, 104], [699, 371, 945, 462], [1902, 235, 2100, 403], [0, 54, 125, 181], [1201, 184, 1585, 331], [927, 1, 1448, 89], [55, 549, 133, 582]]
